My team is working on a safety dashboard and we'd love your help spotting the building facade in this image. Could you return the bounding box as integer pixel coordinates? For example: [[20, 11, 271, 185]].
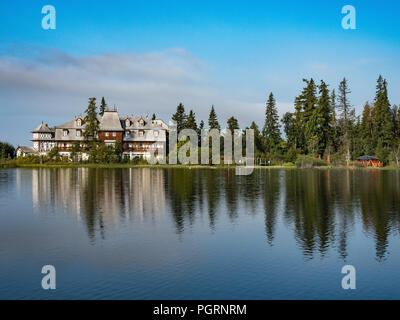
[[17, 110, 169, 160]]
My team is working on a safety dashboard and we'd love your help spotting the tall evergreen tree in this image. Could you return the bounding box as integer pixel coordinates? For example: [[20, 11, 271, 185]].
[[314, 80, 332, 154], [295, 79, 317, 153], [99, 97, 107, 116], [360, 102, 374, 155], [185, 110, 198, 131], [337, 78, 351, 122], [172, 103, 187, 132], [262, 92, 281, 153], [83, 97, 99, 143], [152, 113, 156, 120], [372, 75, 393, 153], [208, 105, 220, 130], [337, 78, 354, 163]]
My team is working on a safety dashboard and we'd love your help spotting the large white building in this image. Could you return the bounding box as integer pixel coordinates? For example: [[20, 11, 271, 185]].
[[17, 110, 169, 160]]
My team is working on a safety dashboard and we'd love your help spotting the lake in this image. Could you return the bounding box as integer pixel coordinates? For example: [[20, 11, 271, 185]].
[[0, 168, 400, 299]]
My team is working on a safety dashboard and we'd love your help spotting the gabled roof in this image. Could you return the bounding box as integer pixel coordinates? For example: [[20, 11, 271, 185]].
[[56, 118, 89, 129], [99, 111, 123, 131], [32, 123, 54, 133], [120, 115, 168, 130], [17, 146, 37, 153]]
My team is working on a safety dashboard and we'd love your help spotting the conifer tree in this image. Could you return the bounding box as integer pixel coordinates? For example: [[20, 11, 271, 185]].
[[360, 102, 374, 154], [83, 97, 99, 143], [208, 105, 220, 131], [99, 97, 107, 116], [185, 110, 198, 131], [227, 116, 239, 133], [372, 76, 393, 152], [172, 103, 187, 132], [250, 121, 264, 153], [262, 92, 281, 153]]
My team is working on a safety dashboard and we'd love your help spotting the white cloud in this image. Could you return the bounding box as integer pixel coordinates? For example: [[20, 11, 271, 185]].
[[0, 47, 290, 145]]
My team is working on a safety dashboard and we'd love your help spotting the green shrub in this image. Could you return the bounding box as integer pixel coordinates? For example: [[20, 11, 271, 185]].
[[295, 155, 327, 168]]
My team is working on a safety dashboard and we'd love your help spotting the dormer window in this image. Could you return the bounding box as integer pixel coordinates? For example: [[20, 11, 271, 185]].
[[125, 119, 130, 127], [76, 130, 81, 137], [63, 130, 68, 137], [76, 119, 82, 126], [139, 119, 144, 126]]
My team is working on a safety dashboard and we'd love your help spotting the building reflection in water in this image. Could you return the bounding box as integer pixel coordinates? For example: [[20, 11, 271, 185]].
[[29, 168, 400, 260], [31, 168, 166, 239]]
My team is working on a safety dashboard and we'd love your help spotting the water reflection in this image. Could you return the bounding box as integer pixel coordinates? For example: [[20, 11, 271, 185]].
[[27, 168, 400, 260]]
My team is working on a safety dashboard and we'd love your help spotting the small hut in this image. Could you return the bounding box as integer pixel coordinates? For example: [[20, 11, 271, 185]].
[[355, 156, 383, 167]]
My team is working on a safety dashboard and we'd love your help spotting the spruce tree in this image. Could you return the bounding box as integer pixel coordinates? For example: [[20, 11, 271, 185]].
[[360, 102, 374, 154], [208, 105, 220, 130], [172, 103, 187, 132], [314, 80, 331, 154], [152, 113, 156, 120], [185, 110, 198, 131], [262, 92, 281, 153], [337, 78, 354, 163], [83, 97, 99, 143], [99, 97, 107, 116], [372, 76, 393, 152]]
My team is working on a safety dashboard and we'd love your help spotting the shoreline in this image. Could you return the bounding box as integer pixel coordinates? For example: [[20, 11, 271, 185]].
[[2, 163, 400, 170]]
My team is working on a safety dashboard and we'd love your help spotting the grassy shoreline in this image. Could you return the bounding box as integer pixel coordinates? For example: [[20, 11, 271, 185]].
[[4, 162, 400, 170]]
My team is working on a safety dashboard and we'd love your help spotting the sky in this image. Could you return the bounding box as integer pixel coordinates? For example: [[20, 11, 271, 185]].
[[1, 0, 400, 146]]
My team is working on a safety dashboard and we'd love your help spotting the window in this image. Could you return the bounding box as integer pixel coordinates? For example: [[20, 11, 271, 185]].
[[76, 130, 81, 137], [125, 119, 130, 127], [139, 131, 144, 137], [154, 130, 159, 137], [63, 130, 68, 137], [112, 132, 116, 137], [77, 119, 81, 126], [125, 131, 129, 137], [105, 132, 109, 137]]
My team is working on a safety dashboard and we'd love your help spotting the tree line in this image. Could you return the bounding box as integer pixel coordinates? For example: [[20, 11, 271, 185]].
[[173, 75, 399, 165]]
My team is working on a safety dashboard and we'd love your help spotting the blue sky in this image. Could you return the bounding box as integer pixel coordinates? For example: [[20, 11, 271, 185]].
[[1, 0, 400, 146]]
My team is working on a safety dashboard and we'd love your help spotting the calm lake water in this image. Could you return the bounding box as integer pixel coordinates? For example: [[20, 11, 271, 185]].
[[1, 168, 400, 299]]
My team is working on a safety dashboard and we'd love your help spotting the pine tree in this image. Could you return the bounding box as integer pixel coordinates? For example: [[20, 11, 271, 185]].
[[227, 116, 239, 133], [172, 103, 187, 132], [99, 97, 107, 116], [208, 105, 220, 130], [152, 113, 156, 120], [262, 92, 281, 153], [83, 97, 99, 143]]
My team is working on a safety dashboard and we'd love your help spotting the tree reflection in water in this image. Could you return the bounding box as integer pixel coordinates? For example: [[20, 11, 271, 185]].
[[30, 168, 400, 260]]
